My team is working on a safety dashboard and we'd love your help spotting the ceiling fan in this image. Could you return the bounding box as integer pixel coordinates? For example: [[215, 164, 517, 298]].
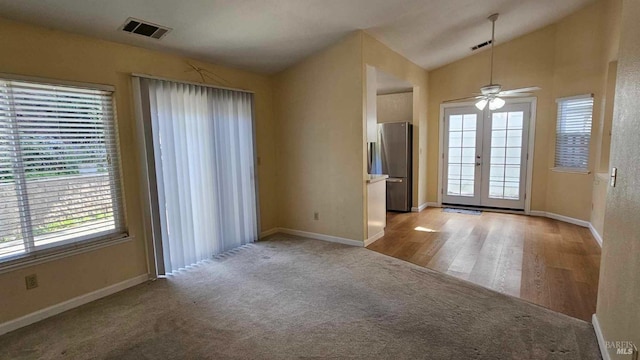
[[445, 13, 540, 110]]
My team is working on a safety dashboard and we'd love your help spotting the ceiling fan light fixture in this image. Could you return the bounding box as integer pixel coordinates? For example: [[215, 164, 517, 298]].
[[480, 84, 501, 95], [442, 14, 540, 106], [489, 97, 506, 110]]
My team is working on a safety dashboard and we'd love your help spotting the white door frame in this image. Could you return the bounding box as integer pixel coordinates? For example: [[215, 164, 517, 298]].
[[437, 97, 537, 214]]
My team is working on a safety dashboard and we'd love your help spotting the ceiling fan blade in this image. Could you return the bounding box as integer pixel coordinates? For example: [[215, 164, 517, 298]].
[[444, 96, 483, 103], [499, 86, 541, 95], [498, 93, 533, 97]]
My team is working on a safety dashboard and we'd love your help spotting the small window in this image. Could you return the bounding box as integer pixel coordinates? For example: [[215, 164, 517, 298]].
[[554, 94, 594, 171], [0, 77, 126, 264]]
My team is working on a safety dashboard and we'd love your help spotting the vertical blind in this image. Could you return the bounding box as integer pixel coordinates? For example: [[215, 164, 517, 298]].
[[0, 78, 126, 262], [554, 95, 594, 170], [141, 78, 258, 274]]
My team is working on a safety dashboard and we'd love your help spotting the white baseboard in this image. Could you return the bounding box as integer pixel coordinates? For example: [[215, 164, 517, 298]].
[[277, 228, 364, 247], [259, 228, 279, 239], [364, 230, 384, 247], [529, 211, 602, 248], [529, 211, 590, 228], [411, 202, 440, 212], [411, 203, 428, 212], [592, 314, 611, 360], [589, 223, 604, 247], [0, 273, 149, 336]]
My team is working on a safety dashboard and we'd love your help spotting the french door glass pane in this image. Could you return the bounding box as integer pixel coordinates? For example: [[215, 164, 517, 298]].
[[447, 114, 476, 196], [489, 111, 525, 200]]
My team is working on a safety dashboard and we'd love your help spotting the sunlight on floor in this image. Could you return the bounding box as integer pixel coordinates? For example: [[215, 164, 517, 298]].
[[414, 226, 438, 233]]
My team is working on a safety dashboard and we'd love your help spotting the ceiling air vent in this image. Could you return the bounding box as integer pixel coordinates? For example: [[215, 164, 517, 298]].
[[121, 17, 171, 40], [471, 40, 492, 51]]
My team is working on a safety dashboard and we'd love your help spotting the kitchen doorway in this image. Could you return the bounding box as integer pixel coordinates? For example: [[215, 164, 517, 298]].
[[439, 100, 536, 211]]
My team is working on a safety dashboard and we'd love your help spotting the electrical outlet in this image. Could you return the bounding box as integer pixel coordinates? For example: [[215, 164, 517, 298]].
[[25, 274, 38, 290], [313, 212, 319, 221]]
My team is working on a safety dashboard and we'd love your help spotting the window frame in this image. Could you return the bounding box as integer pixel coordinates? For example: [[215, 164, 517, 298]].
[[0, 73, 129, 272], [552, 94, 594, 174]]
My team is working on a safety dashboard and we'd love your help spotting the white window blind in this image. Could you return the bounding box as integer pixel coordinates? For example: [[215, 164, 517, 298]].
[[0, 78, 126, 263], [554, 94, 594, 171]]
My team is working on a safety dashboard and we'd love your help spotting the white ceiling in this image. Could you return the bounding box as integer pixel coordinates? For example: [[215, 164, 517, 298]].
[[377, 69, 413, 95], [0, 0, 595, 74]]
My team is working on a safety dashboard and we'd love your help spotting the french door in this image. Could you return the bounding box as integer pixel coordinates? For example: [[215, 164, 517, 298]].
[[442, 102, 531, 210]]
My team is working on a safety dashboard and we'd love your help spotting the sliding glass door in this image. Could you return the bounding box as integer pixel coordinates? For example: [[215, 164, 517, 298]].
[[443, 102, 531, 210], [136, 77, 259, 275]]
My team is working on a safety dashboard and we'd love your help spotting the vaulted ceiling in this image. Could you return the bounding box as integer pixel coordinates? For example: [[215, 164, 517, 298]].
[[0, 0, 595, 74]]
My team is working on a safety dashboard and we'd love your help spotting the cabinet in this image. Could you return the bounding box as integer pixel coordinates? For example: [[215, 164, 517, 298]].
[[366, 175, 387, 240]]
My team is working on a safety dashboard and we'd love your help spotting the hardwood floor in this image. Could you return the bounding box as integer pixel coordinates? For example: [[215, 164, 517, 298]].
[[366, 208, 601, 322]]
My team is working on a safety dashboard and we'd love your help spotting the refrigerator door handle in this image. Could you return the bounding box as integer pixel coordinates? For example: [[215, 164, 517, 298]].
[[367, 143, 373, 173], [386, 178, 404, 183]]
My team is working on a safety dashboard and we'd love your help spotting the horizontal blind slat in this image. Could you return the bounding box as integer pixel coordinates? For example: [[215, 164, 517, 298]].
[[0, 206, 117, 228], [0, 179, 120, 193], [0, 116, 113, 124], [0, 207, 116, 229]]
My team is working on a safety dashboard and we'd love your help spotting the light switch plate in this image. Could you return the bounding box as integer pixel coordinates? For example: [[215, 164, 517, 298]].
[[610, 167, 617, 187]]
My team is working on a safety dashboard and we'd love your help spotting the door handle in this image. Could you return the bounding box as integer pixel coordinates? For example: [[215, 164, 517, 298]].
[[386, 178, 403, 183]]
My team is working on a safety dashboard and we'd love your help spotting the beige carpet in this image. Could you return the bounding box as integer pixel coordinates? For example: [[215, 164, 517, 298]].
[[0, 234, 601, 359]]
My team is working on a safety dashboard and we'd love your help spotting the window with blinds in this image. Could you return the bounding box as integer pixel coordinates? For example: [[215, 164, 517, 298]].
[[0, 77, 126, 263], [554, 94, 594, 171]]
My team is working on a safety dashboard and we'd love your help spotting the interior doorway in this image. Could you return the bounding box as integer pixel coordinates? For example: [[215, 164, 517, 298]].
[[370, 68, 416, 212], [439, 100, 535, 211]]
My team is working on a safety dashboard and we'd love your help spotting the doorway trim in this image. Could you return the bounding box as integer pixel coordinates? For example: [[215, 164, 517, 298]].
[[437, 97, 537, 214]]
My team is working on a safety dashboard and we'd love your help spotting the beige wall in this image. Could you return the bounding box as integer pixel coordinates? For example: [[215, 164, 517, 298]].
[[377, 92, 413, 124], [272, 31, 428, 241], [590, 61, 619, 239], [273, 33, 365, 241], [428, 0, 618, 221], [595, 61, 617, 174], [589, 0, 622, 238], [590, 173, 608, 238], [363, 33, 429, 209], [596, 0, 640, 356], [0, 17, 277, 323], [545, 0, 611, 220]]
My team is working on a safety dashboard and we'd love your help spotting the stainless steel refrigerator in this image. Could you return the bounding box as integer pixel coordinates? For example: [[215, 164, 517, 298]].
[[378, 122, 412, 212]]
